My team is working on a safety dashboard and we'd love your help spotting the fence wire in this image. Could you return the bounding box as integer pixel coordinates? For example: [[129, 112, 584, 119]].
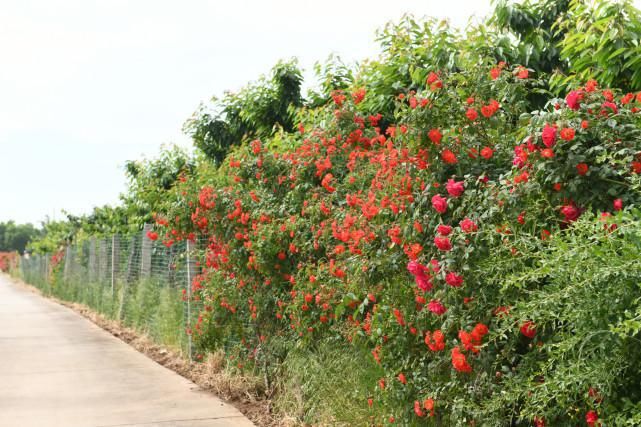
[[19, 228, 203, 359]]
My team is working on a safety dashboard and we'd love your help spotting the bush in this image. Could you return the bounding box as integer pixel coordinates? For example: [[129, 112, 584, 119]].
[[151, 66, 641, 424]]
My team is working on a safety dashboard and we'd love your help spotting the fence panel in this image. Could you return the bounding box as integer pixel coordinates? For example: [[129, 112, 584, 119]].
[[18, 228, 196, 358]]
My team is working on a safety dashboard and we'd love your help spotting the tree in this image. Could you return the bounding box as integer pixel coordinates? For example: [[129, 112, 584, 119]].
[[0, 221, 40, 254], [185, 60, 303, 163]]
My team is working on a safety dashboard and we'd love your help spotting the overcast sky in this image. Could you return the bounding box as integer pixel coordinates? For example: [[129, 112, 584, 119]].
[[0, 0, 584, 224]]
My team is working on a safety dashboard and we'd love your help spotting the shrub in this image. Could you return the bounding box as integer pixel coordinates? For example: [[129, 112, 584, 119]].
[[151, 69, 641, 424]]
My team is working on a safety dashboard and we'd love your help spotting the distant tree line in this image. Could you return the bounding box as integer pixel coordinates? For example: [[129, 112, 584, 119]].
[[0, 221, 40, 254]]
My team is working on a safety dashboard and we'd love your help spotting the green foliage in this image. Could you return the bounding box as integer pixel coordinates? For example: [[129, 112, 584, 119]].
[[185, 60, 303, 163], [554, 0, 641, 92], [358, 16, 461, 122], [0, 221, 40, 254], [478, 211, 641, 424], [492, 0, 571, 72], [28, 220, 76, 254], [305, 55, 355, 108], [122, 144, 194, 228], [67, 205, 132, 237]]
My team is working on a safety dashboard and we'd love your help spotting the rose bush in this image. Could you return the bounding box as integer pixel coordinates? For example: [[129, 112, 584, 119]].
[[145, 63, 641, 424]]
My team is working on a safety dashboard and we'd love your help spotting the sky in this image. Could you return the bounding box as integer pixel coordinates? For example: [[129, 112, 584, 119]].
[[0, 0, 511, 225]]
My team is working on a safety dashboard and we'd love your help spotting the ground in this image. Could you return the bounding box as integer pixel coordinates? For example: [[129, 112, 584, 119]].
[[0, 274, 255, 427]]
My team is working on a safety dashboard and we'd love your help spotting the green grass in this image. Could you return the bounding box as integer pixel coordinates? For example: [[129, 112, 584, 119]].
[[272, 337, 385, 425]]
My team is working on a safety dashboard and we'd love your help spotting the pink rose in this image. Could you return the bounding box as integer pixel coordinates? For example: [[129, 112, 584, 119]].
[[459, 217, 478, 233], [428, 300, 447, 315], [613, 198, 623, 211], [431, 194, 448, 214], [565, 90, 583, 110], [445, 179, 465, 197]]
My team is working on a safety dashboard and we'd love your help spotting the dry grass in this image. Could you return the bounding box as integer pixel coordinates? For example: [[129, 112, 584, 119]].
[[4, 273, 291, 427]]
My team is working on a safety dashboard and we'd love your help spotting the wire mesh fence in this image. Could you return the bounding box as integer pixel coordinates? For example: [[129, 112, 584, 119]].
[[19, 228, 203, 359]]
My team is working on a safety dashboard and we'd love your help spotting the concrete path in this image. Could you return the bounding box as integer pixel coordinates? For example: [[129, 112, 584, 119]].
[[0, 274, 255, 427]]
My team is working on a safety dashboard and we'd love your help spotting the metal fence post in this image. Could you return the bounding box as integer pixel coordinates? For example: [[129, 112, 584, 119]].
[[111, 235, 116, 296], [98, 239, 107, 284], [88, 238, 96, 283], [44, 255, 49, 287], [119, 234, 136, 321], [63, 246, 71, 280], [141, 225, 152, 279], [186, 239, 193, 361]]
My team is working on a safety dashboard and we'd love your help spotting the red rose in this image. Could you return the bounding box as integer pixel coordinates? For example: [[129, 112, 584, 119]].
[[445, 272, 463, 287], [481, 105, 494, 118], [561, 204, 581, 222], [437, 224, 453, 236], [466, 108, 478, 121], [321, 173, 336, 192], [423, 398, 435, 416], [516, 66, 529, 79], [585, 410, 598, 427], [480, 146, 494, 159], [352, 88, 365, 104], [441, 149, 458, 164], [601, 101, 618, 115], [415, 274, 433, 292], [428, 128, 442, 144], [434, 236, 452, 251], [451, 347, 472, 372], [425, 330, 445, 351], [520, 321, 537, 338], [413, 400, 424, 417], [472, 323, 489, 340], [407, 260, 424, 276], [576, 163, 589, 175], [407, 261, 433, 292], [431, 194, 448, 214], [398, 372, 407, 384], [460, 217, 478, 233], [542, 125, 557, 147], [428, 299, 447, 315], [560, 127, 575, 141]]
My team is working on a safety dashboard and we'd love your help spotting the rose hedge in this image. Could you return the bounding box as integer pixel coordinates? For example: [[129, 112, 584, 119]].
[[150, 66, 641, 425]]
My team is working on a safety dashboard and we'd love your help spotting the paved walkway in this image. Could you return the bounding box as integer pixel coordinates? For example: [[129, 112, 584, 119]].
[[0, 274, 255, 427]]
